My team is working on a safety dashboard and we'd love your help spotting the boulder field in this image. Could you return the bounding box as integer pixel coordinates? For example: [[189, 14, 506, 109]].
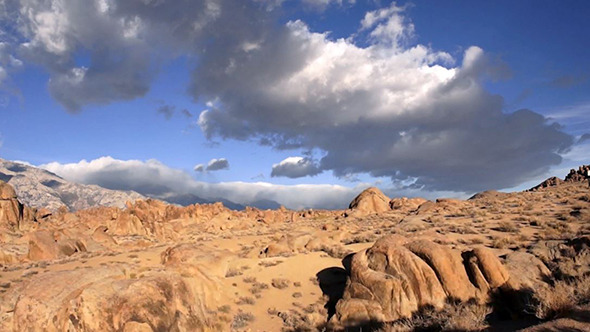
[[0, 167, 589, 331]]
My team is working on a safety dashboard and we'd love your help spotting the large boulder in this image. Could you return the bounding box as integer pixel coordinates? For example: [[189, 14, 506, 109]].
[[26, 230, 87, 261], [0, 180, 34, 230], [346, 187, 390, 217], [330, 236, 528, 328], [10, 267, 225, 331], [389, 197, 427, 212]]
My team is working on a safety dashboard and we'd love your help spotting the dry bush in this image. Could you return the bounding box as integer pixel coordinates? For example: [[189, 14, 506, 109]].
[[379, 302, 491, 332], [446, 225, 478, 235], [236, 296, 256, 305], [547, 221, 572, 233], [426, 216, 444, 224], [470, 238, 484, 245], [496, 221, 519, 233], [231, 311, 255, 329], [242, 276, 257, 283], [532, 275, 590, 320], [278, 308, 325, 331], [249, 282, 269, 295], [258, 260, 283, 267], [217, 305, 231, 313], [532, 281, 576, 320], [271, 278, 290, 289], [225, 267, 243, 277], [491, 236, 515, 249]]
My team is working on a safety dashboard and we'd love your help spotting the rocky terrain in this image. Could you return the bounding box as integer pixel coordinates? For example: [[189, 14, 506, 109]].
[[0, 165, 589, 331], [0, 159, 145, 211]]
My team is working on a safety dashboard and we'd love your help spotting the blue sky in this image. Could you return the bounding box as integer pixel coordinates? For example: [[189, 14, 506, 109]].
[[0, 0, 588, 209]]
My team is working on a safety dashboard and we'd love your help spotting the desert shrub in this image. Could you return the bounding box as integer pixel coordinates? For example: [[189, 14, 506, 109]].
[[258, 260, 283, 267], [379, 302, 491, 332], [225, 267, 243, 277], [218, 305, 231, 313], [231, 311, 255, 329], [242, 276, 257, 283], [496, 221, 519, 233], [236, 297, 256, 305], [532, 281, 576, 320], [470, 238, 484, 245], [249, 282, 269, 295], [271, 278, 290, 289], [491, 236, 515, 249], [446, 225, 478, 235], [530, 275, 590, 320]]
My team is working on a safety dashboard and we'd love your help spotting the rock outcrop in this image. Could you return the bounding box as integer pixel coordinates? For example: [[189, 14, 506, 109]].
[[0, 180, 34, 230], [329, 236, 534, 328], [389, 197, 427, 212], [346, 187, 390, 217], [565, 165, 590, 183], [26, 230, 87, 261], [529, 164, 590, 191], [10, 245, 232, 331]]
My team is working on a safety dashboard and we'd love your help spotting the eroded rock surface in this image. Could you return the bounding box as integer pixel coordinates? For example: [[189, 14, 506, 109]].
[[329, 236, 539, 328]]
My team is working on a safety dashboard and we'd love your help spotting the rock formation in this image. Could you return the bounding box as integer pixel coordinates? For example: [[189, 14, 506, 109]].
[[565, 165, 590, 183], [329, 235, 534, 328], [346, 187, 390, 217], [529, 164, 590, 191], [0, 180, 35, 230], [389, 197, 427, 212]]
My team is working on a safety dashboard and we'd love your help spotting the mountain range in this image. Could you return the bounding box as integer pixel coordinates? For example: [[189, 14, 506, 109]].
[[0, 158, 280, 211]]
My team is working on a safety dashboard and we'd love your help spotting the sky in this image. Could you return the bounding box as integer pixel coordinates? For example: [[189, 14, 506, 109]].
[[0, 0, 588, 209]]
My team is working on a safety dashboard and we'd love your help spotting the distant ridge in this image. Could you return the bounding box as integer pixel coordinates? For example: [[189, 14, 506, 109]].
[[528, 165, 590, 191], [0, 159, 282, 211], [0, 159, 145, 211]]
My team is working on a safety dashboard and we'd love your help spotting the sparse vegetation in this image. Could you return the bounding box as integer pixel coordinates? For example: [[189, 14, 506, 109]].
[[225, 267, 243, 277], [271, 278, 290, 289], [231, 311, 255, 329], [236, 297, 256, 305], [496, 221, 519, 233]]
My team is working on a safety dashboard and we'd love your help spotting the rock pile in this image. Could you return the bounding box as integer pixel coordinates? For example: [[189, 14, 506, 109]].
[[329, 235, 547, 328], [565, 165, 590, 183]]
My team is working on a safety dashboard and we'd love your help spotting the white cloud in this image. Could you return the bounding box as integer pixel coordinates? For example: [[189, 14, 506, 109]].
[[193, 4, 573, 192], [193, 164, 205, 172], [2, 1, 575, 193], [206, 158, 229, 171], [271, 156, 321, 178], [39, 156, 364, 209]]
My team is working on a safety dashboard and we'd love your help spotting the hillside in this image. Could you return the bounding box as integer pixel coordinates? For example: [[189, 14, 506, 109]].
[[0, 159, 145, 211]]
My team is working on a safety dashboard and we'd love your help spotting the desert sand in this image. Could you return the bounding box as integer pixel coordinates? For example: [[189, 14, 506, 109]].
[[0, 166, 589, 331]]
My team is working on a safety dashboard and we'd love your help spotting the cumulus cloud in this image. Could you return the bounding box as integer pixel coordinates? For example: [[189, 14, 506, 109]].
[[40, 156, 365, 209], [2, 1, 574, 192], [2, 0, 263, 111], [271, 156, 321, 178], [193, 158, 229, 172], [206, 158, 229, 171], [193, 3, 573, 192]]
